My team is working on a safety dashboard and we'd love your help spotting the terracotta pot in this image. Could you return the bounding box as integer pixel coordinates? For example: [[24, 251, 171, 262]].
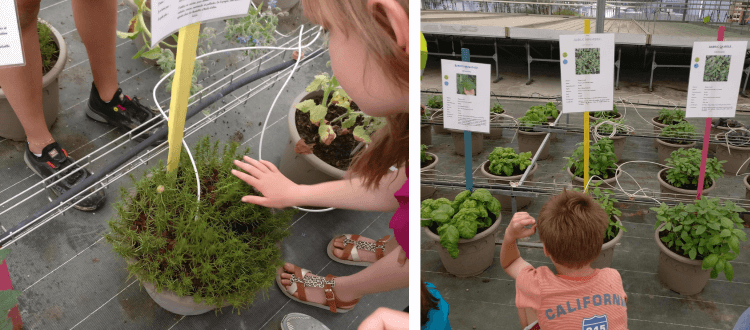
[[657, 168, 716, 203], [516, 129, 549, 160], [656, 138, 696, 165], [485, 113, 505, 140], [421, 124, 432, 146], [0, 19, 66, 141], [591, 134, 628, 161], [590, 216, 624, 269], [714, 133, 750, 176], [142, 280, 230, 315], [567, 166, 623, 189], [421, 152, 438, 200], [429, 109, 450, 135], [479, 160, 537, 211], [449, 130, 483, 156], [652, 117, 687, 148], [655, 223, 711, 295], [424, 213, 502, 277], [278, 91, 345, 186]]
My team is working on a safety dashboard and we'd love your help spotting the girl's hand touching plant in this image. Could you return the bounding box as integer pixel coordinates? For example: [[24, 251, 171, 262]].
[[231, 156, 300, 208]]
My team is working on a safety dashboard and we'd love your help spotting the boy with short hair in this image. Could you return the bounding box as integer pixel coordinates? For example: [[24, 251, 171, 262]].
[[501, 189, 628, 330]]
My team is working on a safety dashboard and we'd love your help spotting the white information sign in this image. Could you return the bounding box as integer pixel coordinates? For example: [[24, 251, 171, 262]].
[[559, 34, 615, 113], [685, 41, 748, 118], [0, 0, 25, 68], [150, 0, 252, 48], [440, 59, 490, 134]]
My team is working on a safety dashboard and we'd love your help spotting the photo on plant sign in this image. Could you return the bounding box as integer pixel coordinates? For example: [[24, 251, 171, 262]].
[[575, 48, 601, 75], [456, 73, 477, 96], [703, 55, 731, 82]]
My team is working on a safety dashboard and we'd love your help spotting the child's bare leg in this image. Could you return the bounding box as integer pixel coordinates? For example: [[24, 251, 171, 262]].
[[331, 234, 400, 262], [71, 0, 118, 102]]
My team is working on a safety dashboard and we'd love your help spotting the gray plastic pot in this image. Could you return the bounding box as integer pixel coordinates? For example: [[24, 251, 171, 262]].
[[429, 109, 450, 135], [0, 19, 66, 141], [655, 223, 710, 295], [652, 117, 687, 148], [449, 129, 483, 156], [657, 168, 716, 203], [714, 133, 750, 176], [421, 124, 432, 146], [567, 166, 623, 189], [479, 160, 536, 211], [142, 280, 230, 315], [590, 216, 624, 269], [656, 138, 696, 165], [710, 123, 736, 152], [278, 91, 345, 185], [421, 152, 438, 200], [485, 113, 505, 140], [423, 213, 502, 277], [516, 129, 549, 160]]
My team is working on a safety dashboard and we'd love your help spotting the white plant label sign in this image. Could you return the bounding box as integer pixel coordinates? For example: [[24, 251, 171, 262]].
[[559, 33, 615, 113], [150, 0, 252, 48], [685, 41, 747, 118], [0, 0, 25, 68], [440, 59, 490, 134]]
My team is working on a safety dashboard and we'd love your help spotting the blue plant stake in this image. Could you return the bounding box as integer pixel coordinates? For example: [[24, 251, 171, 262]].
[[461, 48, 473, 192]]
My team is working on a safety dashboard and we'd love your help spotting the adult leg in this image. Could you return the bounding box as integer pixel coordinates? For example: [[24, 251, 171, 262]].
[[0, 0, 54, 154], [71, 0, 118, 102]]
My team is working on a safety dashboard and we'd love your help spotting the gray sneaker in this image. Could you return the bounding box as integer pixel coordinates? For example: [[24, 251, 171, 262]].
[[281, 313, 331, 330]]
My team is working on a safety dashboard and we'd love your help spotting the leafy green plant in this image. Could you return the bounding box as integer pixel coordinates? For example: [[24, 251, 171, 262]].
[[538, 102, 559, 119], [295, 73, 386, 145], [572, 182, 627, 242], [518, 104, 554, 131], [0, 249, 21, 330], [223, 2, 286, 58], [659, 121, 696, 144], [575, 48, 601, 75], [426, 95, 443, 109], [565, 138, 618, 179], [456, 74, 476, 95], [105, 137, 297, 311], [421, 144, 433, 165], [491, 103, 505, 114], [703, 55, 731, 82], [487, 147, 531, 177], [591, 104, 619, 119], [651, 198, 747, 281], [421, 189, 501, 258], [38, 22, 58, 74], [657, 108, 685, 125], [664, 148, 725, 190]]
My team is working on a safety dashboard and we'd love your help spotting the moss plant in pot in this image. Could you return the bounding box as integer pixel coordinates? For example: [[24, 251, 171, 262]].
[[427, 96, 449, 135], [516, 106, 551, 160], [421, 145, 438, 200], [0, 20, 67, 141], [105, 138, 297, 315], [421, 189, 502, 277], [565, 138, 622, 188], [592, 118, 631, 161], [656, 121, 696, 165], [652, 108, 686, 148], [714, 130, 750, 176], [651, 198, 747, 295], [479, 147, 536, 211], [658, 148, 725, 202], [573, 183, 627, 269], [486, 103, 506, 140]]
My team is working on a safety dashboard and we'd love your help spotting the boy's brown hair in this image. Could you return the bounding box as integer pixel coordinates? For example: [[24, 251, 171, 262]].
[[537, 189, 608, 269]]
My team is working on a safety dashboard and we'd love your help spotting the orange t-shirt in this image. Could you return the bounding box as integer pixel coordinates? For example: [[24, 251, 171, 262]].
[[515, 265, 628, 330]]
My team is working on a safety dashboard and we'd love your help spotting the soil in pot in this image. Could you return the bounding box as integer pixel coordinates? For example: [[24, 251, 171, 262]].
[[294, 95, 364, 171], [715, 131, 750, 176], [568, 166, 621, 189], [655, 223, 710, 295]]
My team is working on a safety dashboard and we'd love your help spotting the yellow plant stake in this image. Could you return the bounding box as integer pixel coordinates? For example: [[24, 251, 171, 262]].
[[583, 19, 590, 192], [166, 23, 201, 173]]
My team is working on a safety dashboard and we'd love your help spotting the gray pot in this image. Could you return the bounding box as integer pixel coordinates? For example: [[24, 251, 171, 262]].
[[714, 133, 750, 176], [429, 109, 450, 135], [652, 117, 687, 148], [485, 113, 505, 140], [142, 280, 230, 315], [567, 166, 623, 189], [479, 160, 537, 211], [516, 129, 549, 160], [590, 216, 624, 269], [423, 213, 502, 277], [0, 19, 66, 141], [710, 124, 735, 153], [657, 168, 716, 203], [278, 91, 345, 186], [421, 124, 432, 146], [656, 138, 696, 165], [421, 152, 438, 200], [655, 223, 710, 295], [449, 130, 483, 156]]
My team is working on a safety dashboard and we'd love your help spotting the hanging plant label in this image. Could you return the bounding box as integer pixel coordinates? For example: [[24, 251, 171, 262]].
[[0, 0, 25, 68], [440, 59, 490, 134], [685, 41, 748, 118], [558, 33, 615, 114], [150, 0, 252, 48]]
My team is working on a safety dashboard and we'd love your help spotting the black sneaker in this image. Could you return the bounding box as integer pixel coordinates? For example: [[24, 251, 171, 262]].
[[24, 142, 106, 211], [86, 83, 166, 144]]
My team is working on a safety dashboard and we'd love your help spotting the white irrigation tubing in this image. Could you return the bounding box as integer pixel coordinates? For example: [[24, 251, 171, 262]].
[[591, 119, 635, 143], [612, 160, 669, 204]]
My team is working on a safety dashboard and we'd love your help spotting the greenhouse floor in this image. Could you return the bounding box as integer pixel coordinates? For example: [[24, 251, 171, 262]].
[[420, 95, 750, 329], [0, 1, 407, 329]]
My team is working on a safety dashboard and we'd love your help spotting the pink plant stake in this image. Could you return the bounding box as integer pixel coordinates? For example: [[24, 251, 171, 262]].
[[696, 26, 725, 200]]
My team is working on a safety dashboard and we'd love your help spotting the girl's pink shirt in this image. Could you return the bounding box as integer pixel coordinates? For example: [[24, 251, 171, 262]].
[[390, 167, 409, 258]]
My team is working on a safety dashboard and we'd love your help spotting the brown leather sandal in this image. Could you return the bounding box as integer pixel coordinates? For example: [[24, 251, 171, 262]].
[[327, 234, 391, 266], [275, 264, 360, 313]]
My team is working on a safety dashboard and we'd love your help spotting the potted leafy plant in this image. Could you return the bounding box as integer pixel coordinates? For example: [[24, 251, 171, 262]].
[[589, 104, 621, 121], [0, 249, 22, 330], [656, 121, 697, 165], [714, 129, 750, 176], [426, 96, 449, 135], [105, 138, 296, 315], [651, 198, 747, 295], [421, 144, 438, 200], [421, 107, 432, 146], [516, 106, 552, 160], [0, 20, 67, 141], [591, 117, 631, 161], [278, 73, 385, 185], [478, 147, 536, 211], [566, 138, 622, 188], [572, 183, 627, 269], [486, 103, 507, 140], [657, 148, 725, 202], [421, 189, 502, 277], [710, 118, 745, 152], [651, 108, 686, 148]]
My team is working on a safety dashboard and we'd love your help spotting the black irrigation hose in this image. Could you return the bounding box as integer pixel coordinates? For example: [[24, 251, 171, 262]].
[[0, 49, 325, 246]]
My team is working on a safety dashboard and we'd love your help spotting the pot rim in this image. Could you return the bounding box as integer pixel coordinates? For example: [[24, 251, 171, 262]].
[[479, 160, 538, 180], [655, 137, 697, 148], [657, 168, 717, 194], [654, 223, 704, 266], [602, 216, 624, 250], [287, 91, 346, 178], [589, 112, 623, 121], [423, 213, 502, 244], [567, 165, 623, 184], [421, 152, 439, 171], [140, 278, 232, 309], [516, 128, 547, 136]]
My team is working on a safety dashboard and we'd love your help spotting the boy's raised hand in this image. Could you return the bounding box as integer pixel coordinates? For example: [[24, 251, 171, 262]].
[[506, 212, 537, 240]]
